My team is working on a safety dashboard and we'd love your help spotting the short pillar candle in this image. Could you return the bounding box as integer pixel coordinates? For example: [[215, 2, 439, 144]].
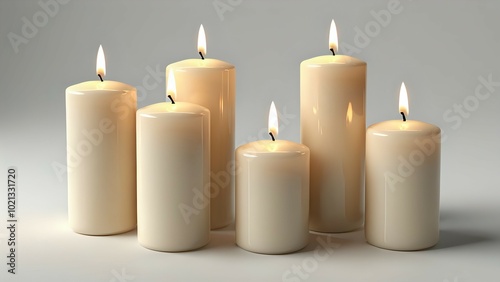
[[365, 83, 441, 251], [236, 102, 310, 254]]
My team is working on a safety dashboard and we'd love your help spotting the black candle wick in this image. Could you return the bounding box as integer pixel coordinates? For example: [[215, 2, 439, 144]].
[[400, 112, 406, 122], [199, 51, 205, 60], [330, 48, 336, 56], [97, 74, 103, 82], [168, 95, 175, 104], [269, 132, 275, 141]]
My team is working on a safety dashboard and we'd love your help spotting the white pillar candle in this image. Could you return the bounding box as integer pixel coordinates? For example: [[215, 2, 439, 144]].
[[166, 25, 235, 230], [300, 20, 366, 233], [236, 102, 310, 254], [66, 45, 137, 235], [137, 72, 210, 252], [365, 83, 441, 251]]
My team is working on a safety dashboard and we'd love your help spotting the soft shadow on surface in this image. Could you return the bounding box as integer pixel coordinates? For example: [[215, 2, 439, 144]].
[[431, 230, 491, 250], [204, 224, 353, 254], [66, 225, 138, 238], [295, 232, 347, 254], [203, 223, 236, 250], [433, 208, 496, 250], [90, 228, 137, 238], [113, 228, 138, 238], [293, 229, 366, 254]]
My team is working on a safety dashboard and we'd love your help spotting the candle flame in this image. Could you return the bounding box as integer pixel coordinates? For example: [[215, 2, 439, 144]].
[[399, 82, 409, 117], [329, 19, 338, 54], [96, 45, 106, 77], [167, 70, 176, 101], [198, 24, 206, 57], [268, 101, 278, 139]]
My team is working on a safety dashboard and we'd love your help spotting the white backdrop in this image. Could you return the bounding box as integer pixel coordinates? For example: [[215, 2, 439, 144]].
[[1, 0, 499, 281]]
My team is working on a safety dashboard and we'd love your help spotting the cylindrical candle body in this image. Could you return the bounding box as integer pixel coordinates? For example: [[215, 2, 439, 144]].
[[365, 120, 441, 251], [66, 81, 137, 235], [167, 59, 235, 229], [236, 140, 310, 254], [300, 55, 366, 233], [137, 102, 210, 252]]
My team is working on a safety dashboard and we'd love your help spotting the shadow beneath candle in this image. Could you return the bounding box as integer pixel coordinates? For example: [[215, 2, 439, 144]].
[[114, 228, 138, 238], [96, 228, 138, 245], [69, 227, 138, 238], [204, 223, 236, 250], [205, 225, 351, 254], [431, 229, 491, 250], [439, 209, 468, 224], [431, 208, 495, 250], [294, 232, 349, 254]]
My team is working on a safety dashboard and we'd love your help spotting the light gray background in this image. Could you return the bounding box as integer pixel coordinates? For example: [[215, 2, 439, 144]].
[[1, 0, 499, 281]]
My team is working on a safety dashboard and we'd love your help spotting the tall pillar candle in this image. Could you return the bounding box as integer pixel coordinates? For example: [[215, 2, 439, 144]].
[[66, 45, 136, 235], [137, 72, 210, 252], [300, 20, 366, 232], [365, 83, 441, 251], [166, 25, 235, 229], [236, 102, 310, 254]]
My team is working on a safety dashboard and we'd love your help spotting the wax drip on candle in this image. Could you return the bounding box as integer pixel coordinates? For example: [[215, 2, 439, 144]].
[[400, 112, 406, 122], [97, 74, 103, 82], [269, 132, 276, 142], [168, 95, 175, 104]]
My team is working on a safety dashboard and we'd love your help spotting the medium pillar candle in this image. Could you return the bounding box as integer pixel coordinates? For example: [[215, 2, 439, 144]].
[[236, 102, 310, 254], [300, 20, 366, 232], [137, 72, 210, 252], [66, 46, 137, 235], [365, 83, 441, 251], [166, 25, 235, 229]]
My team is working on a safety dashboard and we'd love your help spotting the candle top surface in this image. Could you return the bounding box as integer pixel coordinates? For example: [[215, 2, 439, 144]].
[[237, 140, 309, 158], [168, 58, 234, 70], [66, 80, 135, 94], [301, 55, 366, 67], [368, 120, 440, 135], [137, 102, 209, 116]]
